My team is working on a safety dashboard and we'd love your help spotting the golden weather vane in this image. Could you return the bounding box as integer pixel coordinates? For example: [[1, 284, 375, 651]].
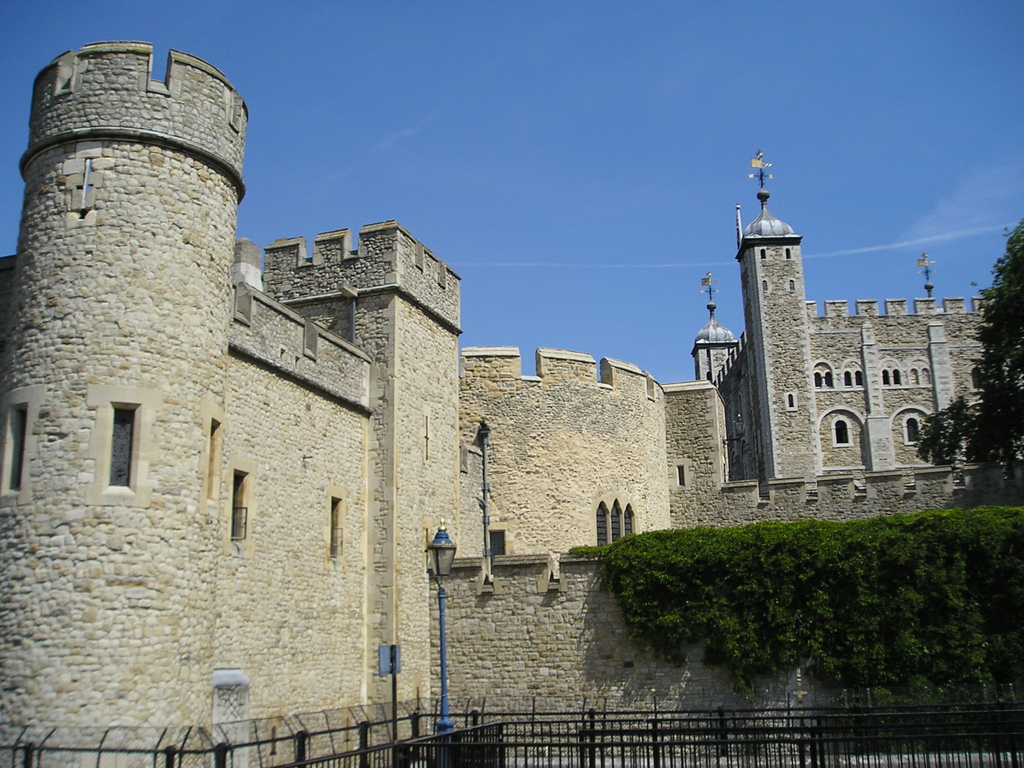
[[701, 271, 719, 301], [749, 150, 773, 189]]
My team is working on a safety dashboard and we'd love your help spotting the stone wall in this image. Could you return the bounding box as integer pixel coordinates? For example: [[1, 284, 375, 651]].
[[216, 351, 369, 718], [459, 348, 670, 554], [440, 554, 763, 706]]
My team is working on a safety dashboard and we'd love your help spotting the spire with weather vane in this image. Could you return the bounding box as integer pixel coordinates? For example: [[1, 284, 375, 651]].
[[918, 253, 935, 298]]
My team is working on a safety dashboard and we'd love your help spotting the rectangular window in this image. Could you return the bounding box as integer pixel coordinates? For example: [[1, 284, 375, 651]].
[[109, 406, 136, 487], [7, 406, 28, 491], [330, 497, 343, 560], [676, 465, 686, 486], [489, 530, 506, 557], [231, 471, 248, 540]]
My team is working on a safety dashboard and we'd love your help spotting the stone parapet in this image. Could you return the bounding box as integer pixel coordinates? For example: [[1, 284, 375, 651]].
[[262, 222, 460, 332], [23, 42, 246, 196], [229, 285, 370, 413]]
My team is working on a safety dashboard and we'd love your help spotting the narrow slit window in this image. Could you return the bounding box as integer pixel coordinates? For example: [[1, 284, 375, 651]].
[[7, 406, 28, 491], [785, 248, 791, 260], [677, 465, 686, 486], [787, 394, 795, 409], [207, 419, 222, 500], [844, 371, 852, 387], [760, 249, 766, 260], [893, 370, 902, 385], [330, 497, 343, 560], [231, 471, 248, 540], [110, 406, 136, 487], [882, 370, 891, 386], [971, 368, 980, 389]]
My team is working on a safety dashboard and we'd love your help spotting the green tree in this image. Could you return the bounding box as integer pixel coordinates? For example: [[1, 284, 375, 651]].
[[918, 218, 1024, 469], [970, 218, 1024, 466], [917, 396, 974, 468]]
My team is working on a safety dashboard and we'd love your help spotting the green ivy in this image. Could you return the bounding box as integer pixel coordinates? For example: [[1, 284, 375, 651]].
[[570, 507, 1024, 690]]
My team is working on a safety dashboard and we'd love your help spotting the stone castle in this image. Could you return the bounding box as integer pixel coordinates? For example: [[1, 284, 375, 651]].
[[1, 43, 1020, 727]]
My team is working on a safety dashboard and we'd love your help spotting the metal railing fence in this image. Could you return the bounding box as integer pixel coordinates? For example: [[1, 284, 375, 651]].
[[6, 701, 1023, 768]]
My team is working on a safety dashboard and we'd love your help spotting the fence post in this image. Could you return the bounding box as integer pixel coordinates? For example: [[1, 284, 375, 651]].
[[471, 710, 480, 727], [411, 712, 420, 739], [22, 742, 34, 768], [295, 730, 308, 764], [359, 721, 370, 768], [163, 745, 177, 768], [717, 706, 728, 758], [651, 714, 661, 768], [214, 743, 229, 768]]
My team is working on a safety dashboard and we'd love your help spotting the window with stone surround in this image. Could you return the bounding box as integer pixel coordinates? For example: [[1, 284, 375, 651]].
[[844, 371, 852, 387], [84, 385, 162, 507], [834, 419, 850, 446], [109, 406, 137, 486], [786, 393, 796, 410], [905, 417, 920, 444], [489, 529, 506, 556], [330, 497, 343, 561], [855, 370, 863, 386], [597, 499, 636, 545], [3, 405, 28, 493], [231, 471, 250, 541]]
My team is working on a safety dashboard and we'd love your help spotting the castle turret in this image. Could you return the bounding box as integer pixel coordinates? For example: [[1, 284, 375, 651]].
[[736, 188, 819, 482], [692, 296, 738, 382], [1, 43, 246, 726]]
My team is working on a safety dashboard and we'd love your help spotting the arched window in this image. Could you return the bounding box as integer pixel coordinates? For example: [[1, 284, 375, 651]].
[[824, 371, 834, 388], [611, 500, 623, 542], [623, 504, 634, 536], [844, 371, 852, 387], [910, 368, 919, 385], [788, 280, 795, 292], [855, 370, 863, 386], [787, 394, 795, 408], [596, 502, 609, 546], [906, 417, 920, 444], [785, 248, 791, 260], [814, 372, 823, 388], [971, 368, 980, 389], [882, 370, 891, 386], [834, 419, 850, 445], [760, 249, 766, 260], [893, 369, 902, 385], [762, 280, 768, 293], [922, 368, 931, 385]]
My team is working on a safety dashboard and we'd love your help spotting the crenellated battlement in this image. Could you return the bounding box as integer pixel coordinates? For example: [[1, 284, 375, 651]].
[[461, 346, 656, 394], [23, 42, 247, 196], [805, 296, 982, 319], [261, 221, 460, 332]]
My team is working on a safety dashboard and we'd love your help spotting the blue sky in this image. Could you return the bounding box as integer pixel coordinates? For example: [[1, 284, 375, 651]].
[[1, 1, 1021, 383]]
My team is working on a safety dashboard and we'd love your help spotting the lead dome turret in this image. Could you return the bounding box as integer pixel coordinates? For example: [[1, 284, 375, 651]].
[[743, 188, 795, 238]]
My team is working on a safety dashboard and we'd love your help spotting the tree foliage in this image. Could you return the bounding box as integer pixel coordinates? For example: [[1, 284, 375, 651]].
[[970, 218, 1024, 464], [918, 218, 1024, 467], [572, 508, 1024, 690]]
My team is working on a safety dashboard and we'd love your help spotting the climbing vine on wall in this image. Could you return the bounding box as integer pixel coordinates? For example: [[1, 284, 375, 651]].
[[571, 507, 1024, 690]]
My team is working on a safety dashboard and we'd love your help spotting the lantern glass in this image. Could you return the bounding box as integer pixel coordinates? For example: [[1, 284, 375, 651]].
[[428, 522, 457, 578]]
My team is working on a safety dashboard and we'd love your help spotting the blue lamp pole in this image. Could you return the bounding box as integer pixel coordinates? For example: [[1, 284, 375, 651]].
[[427, 520, 457, 735]]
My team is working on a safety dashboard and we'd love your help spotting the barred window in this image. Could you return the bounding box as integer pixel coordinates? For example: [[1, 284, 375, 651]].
[[231, 471, 249, 540]]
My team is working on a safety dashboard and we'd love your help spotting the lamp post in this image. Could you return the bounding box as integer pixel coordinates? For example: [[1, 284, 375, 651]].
[[427, 520, 457, 735]]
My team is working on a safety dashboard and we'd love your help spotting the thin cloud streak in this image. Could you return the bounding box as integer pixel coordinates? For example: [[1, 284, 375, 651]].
[[455, 223, 1012, 269], [804, 224, 1012, 260]]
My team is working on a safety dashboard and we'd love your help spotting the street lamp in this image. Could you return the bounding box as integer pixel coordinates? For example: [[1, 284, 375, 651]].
[[427, 520, 457, 735]]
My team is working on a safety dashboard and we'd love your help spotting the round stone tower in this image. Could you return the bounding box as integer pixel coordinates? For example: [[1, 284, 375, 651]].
[[0, 42, 246, 726]]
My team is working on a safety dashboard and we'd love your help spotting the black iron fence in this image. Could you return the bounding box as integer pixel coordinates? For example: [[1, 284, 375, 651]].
[[4, 698, 1023, 768]]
